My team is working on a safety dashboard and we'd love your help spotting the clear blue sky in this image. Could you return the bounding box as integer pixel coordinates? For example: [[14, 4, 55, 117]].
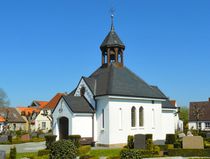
[[0, 0, 210, 107]]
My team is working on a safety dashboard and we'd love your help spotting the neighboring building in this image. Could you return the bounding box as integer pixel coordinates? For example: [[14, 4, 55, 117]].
[[29, 100, 48, 109], [0, 116, 5, 133], [0, 107, 26, 132], [16, 107, 40, 131], [189, 98, 210, 131], [52, 18, 179, 146]]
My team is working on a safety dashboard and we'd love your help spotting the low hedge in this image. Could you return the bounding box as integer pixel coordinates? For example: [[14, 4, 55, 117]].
[[69, 135, 81, 148], [45, 135, 57, 149], [38, 149, 50, 156], [79, 145, 91, 155], [168, 149, 210, 157], [120, 149, 153, 159]]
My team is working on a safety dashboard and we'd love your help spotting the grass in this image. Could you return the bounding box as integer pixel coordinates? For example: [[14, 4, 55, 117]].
[[89, 148, 121, 157], [6, 152, 49, 159]]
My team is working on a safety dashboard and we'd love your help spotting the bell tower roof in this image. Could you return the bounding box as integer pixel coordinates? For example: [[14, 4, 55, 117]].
[[100, 15, 125, 51]]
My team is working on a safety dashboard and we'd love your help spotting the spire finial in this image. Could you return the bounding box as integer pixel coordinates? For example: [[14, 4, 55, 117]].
[[110, 8, 115, 31]]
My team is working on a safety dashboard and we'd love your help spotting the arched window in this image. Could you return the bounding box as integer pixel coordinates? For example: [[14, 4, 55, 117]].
[[131, 107, 136, 127], [139, 107, 144, 127], [101, 109, 105, 129]]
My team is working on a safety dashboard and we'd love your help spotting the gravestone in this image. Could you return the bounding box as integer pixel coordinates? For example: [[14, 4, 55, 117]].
[[39, 134, 45, 138], [21, 134, 30, 141], [187, 131, 193, 136], [0, 150, 6, 159], [0, 135, 8, 143], [183, 136, 204, 149], [178, 133, 185, 138], [134, 134, 146, 149], [206, 133, 210, 138], [30, 132, 37, 138]]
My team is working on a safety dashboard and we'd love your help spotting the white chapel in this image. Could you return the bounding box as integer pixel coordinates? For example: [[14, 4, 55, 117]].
[[52, 17, 180, 146]]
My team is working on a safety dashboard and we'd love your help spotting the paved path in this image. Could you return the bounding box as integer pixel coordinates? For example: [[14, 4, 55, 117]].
[[0, 141, 46, 153]]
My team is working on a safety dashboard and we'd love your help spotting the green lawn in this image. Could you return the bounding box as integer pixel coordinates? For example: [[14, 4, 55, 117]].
[[6, 152, 48, 159], [89, 148, 121, 157]]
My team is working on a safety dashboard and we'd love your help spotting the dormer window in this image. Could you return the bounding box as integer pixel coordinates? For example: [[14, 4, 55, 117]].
[[80, 87, 85, 96]]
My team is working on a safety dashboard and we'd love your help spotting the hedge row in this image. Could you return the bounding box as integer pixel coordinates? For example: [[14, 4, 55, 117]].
[[168, 149, 210, 157], [120, 149, 153, 159]]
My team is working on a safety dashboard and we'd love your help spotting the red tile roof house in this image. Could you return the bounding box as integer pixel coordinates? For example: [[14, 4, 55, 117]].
[[188, 98, 210, 131], [0, 107, 26, 133], [18, 93, 64, 133]]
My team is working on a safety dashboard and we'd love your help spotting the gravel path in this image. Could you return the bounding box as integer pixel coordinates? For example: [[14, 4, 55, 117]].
[[0, 141, 46, 153]]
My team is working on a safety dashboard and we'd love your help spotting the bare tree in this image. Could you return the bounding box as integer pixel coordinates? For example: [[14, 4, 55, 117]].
[[192, 105, 205, 132], [0, 88, 10, 107]]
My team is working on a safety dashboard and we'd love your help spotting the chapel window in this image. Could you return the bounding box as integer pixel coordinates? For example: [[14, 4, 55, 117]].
[[80, 87, 85, 96], [139, 107, 144, 127], [131, 107, 136, 127]]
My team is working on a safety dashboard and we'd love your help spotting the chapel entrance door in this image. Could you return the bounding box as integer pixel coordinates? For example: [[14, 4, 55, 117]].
[[59, 117, 69, 140]]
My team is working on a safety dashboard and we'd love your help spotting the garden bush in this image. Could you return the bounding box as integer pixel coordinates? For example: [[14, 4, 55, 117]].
[[145, 134, 153, 141], [120, 149, 153, 159], [79, 155, 98, 159], [168, 149, 210, 157], [146, 139, 154, 151], [79, 145, 91, 155], [49, 139, 78, 159], [38, 149, 50, 156], [45, 135, 57, 149], [69, 135, 81, 148], [127, 135, 134, 149], [165, 134, 175, 144], [9, 146, 16, 159], [8, 135, 12, 143]]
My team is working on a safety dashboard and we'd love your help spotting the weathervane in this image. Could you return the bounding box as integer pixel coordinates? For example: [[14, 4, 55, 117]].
[[110, 7, 115, 31]]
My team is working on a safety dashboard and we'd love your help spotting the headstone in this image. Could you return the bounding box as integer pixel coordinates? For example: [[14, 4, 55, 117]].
[[0, 135, 8, 143], [187, 131, 193, 136], [0, 150, 6, 159], [39, 134, 45, 138], [30, 132, 37, 138], [134, 134, 146, 149], [183, 136, 204, 149], [21, 134, 30, 141], [206, 133, 210, 138], [178, 133, 186, 138]]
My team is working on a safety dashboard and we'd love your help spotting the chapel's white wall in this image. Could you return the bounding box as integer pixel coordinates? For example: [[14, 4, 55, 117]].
[[35, 110, 52, 132], [52, 98, 73, 140], [108, 98, 163, 145], [74, 78, 95, 108], [161, 109, 176, 143], [72, 115, 93, 137], [96, 97, 109, 145]]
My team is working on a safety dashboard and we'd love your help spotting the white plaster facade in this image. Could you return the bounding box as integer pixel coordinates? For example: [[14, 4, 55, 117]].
[[189, 121, 210, 131], [52, 78, 178, 145]]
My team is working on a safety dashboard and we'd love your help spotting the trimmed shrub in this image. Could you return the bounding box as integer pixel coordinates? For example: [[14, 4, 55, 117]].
[[168, 149, 210, 157], [9, 146, 16, 159], [49, 139, 78, 159], [165, 134, 175, 144], [79, 145, 91, 155], [45, 135, 57, 149], [79, 155, 97, 159], [69, 135, 81, 148], [153, 145, 160, 155], [174, 140, 182, 148], [145, 134, 153, 141], [8, 135, 12, 143], [120, 149, 153, 159], [146, 139, 154, 151], [198, 131, 207, 138], [38, 149, 50, 156], [127, 135, 134, 149]]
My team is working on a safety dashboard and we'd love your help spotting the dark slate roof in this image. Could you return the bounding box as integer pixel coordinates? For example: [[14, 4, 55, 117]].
[[189, 101, 210, 121], [83, 77, 96, 94], [88, 64, 167, 99], [0, 107, 26, 123], [150, 86, 176, 109], [63, 95, 94, 113], [100, 25, 125, 51]]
